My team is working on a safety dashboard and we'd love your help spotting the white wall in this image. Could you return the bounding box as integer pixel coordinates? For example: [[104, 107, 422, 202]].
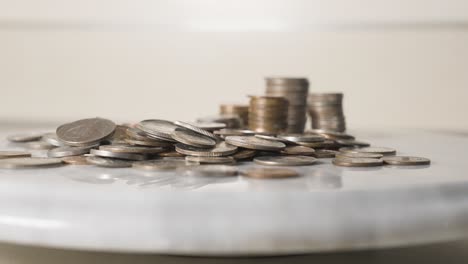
[[1, 0, 467, 131]]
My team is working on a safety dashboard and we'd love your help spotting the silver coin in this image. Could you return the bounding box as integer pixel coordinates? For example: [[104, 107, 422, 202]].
[[255, 134, 291, 143], [132, 159, 188, 171], [225, 136, 286, 151], [314, 150, 338, 158], [281, 146, 315, 155], [242, 167, 300, 179], [90, 149, 146, 161], [254, 156, 317, 166], [7, 133, 43, 143], [99, 145, 165, 154], [336, 152, 383, 159], [340, 147, 396, 156], [0, 151, 31, 159], [56, 117, 116, 146], [136, 119, 178, 142], [332, 157, 383, 167], [174, 121, 217, 140], [175, 142, 238, 157], [306, 130, 355, 140], [47, 146, 93, 158], [171, 129, 216, 148], [194, 122, 226, 131], [0, 157, 63, 169], [124, 139, 173, 147], [382, 156, 431, 166], [86, 156, 133, 168], [183, 165, 238, 177], [215, 129, 256, 137], [42, 132, 65, 147], [336, 139, 371, 148], [26, 141, 56, 150], [185, 156, 235, 164], [279, 134, 325, 143], [231, 149, 257, 160]]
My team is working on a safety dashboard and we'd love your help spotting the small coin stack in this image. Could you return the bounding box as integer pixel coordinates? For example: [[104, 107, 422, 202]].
[[219, 104, 249, 128], [265, 77, 309, 133], [308, 93, 346, 132], [248, 96, 288, 134]]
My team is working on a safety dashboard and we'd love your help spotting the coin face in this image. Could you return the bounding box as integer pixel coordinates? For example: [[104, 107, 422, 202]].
[[332, 158, 383, 167], [171, 129, 217, 148], [99, 145, 165, 154], [340, 147, 396, 156], [175, 142, 237, 157], [0, 157, 63, 169], [90, 149, 146, 161], [281, 146, 315, 155], [56, 117, 116, 146], [183, 165, 238, 177], [136, 120, 178, 142], [61, 156, 90, 165], [86, 156, 133, 168], [242, 168, 299, 179], [225, 136, 286, 151], [185, 156, 235, 164], [47, 146, 93, 158], [279, 134, 325, 143], [0, 151, 31, 159], [174, 121, 217, 140], [382, 156, 431, 166], [132, 159, 188, 170], [336, 152, 383, 159], [7, 133, 43, 143], [254, 156, 317, 166]]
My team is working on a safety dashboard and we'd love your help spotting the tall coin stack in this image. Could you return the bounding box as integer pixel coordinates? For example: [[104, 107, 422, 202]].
[[219, 104, 249, 128], [265, 77, 309, 133], [307, 93, 346, 132], [248, 96, 288, 134]]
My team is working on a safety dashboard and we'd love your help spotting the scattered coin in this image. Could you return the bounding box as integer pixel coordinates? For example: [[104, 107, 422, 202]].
[[7, 133, 43, 143], [171, 128, 216, 148], [0, 151, 31, 159], [0, 157, 63, 169], [382, 156, 431, 166], [254, 134, 291, 143], [124, 139, 173, 147], [242, 168, 299, 179], [90, 149, 146, 161], [194, 122, 227, 131], [99, 145, 165, 154], [61, 156, 90, 165], [225, 136, 286, 151], [42, 133, 64, 147], [336, 139, 371, 148], [136, 119, 179, 142], [332, 157, 383, 167], [48, 146, 93, 158], [254, 156, 317, 166], [185, 156, 235, 164], [56, 117, 116, 146], [158, 151, 186, 158], [86, 156, 133, 168], [340, 147, 396, 156], [336, 152, 383, 159], [279, 134, 325, 143], [231, 149, 257, 160], [174, 121, 217, 140], [281, 146, 315, 155], [183, 165, 238, 177], [132, 159, 188, 171], [314, 149, 338, 158], [175, 142, 237, 157], [214, 129, 256, 137], [26, 141, 56, 150]]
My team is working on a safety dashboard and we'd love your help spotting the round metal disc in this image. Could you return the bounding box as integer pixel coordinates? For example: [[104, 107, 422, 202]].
[[281, 146, 315, 155], [382, 156, 431, 166], [7, 133, 43, 143], [185, 156, 235, 164], [171, 129, 216, 148], [242, 168, 299, 179], [174, 121, 217, 140], [175, 142, 237, 157], [0, 151, 31, 159], [225, 136, 286, 151], [47, 146, 93, 158], [90, 149, 146, 161], [254, 156, 317, 166], [61, 156, 90, 165], [136, 120, 178, 142], [340, 147, 397, 156], [332, 157, 383, 167], [99, 145, 165, 154], [56, 117, 116, 146], [279, 134, 325, 143], [336, 152, 383, 159]]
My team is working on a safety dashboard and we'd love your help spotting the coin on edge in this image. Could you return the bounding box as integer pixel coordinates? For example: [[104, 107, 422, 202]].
[[225, 136, 286, 151], [254, 156, 317, 166], [0, 157, 63, 169], [332, 158, 383, 167], [382, 156, 431, 166], [0, 151, 31, 159], [242, 168, 299, 179]]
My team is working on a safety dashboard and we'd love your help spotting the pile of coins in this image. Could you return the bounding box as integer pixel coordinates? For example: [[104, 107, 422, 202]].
[[265, 77, 309, 133], [219, 104, 249, 128], [248, 96, 288, 134], [308, 93, 346, 132], [0, 117, 431, 178]]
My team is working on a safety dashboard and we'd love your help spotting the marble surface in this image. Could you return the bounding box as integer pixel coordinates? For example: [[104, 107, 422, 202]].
[[0, 126, 467, 256]]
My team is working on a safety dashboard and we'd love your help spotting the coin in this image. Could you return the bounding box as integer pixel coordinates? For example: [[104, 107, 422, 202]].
[[99, 145, 165, 154], [42, 132, 64, 147], [90, 149, 146, 161], [332, 157, 383, 167], [314, 150, 338, 158], [175, 142, 237, 157], [158, 151, 186, 158], [336, 152, 383, 159], [225, 136, 286, 151], [183, 165, 238, 177], [174, 121, 217, 140], [132, 159, 188, 171], [171, 128, 217, 148], [242, 168, 299, 179], [254, 156, 317, 166], [306, 130, 355, 140], [185, 156, 235, 164], [195, 122, 226, 131], [26, 141, 56, 150], [281, 146, 315, 155], [56, 117, 116, 146], [7, 133, 43, 143], [61, 156, 90, 165], [382, 156, 431, 166], [279, 134, 325, 143], [336, 139, 371, 148], [0, 157, 63, 169], [231, 149, 257, 160], [124, 139, 173, 147], [214, 129, 255, 137], [86, 156, 133, 168], [248, 96, 289, 134], [136, 119, 178, 142], [0, 151, 31, 159], [254, 134, 291, 143], [47, 146, 93, 158], [340, 147, 396, 156]]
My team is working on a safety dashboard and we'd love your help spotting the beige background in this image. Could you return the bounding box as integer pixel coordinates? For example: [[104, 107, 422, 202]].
[[0, 0, 467, 131]]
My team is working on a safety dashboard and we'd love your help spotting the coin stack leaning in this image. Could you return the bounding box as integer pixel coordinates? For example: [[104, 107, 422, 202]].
[[219, 104, 249, 128], [307, 93, 346, 132], [248, 96, 288, 134], [265, 77, 309, 133]]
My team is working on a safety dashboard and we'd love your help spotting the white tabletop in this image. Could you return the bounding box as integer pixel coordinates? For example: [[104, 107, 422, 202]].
[[0, 126, 467, 256]]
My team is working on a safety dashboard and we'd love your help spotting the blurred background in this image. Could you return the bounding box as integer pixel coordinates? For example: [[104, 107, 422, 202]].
[[0, 0, 467, 131]]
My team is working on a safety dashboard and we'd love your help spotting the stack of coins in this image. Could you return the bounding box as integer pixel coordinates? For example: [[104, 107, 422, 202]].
[[248, 96, 288, 134], [308, 93, 346, 132], [219, 104, 249, 128], [265, 77, 309, 133]]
